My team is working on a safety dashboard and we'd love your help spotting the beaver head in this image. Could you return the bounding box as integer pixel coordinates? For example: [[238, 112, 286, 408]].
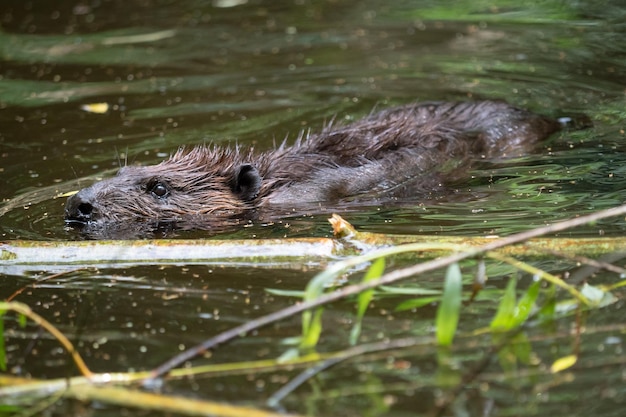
[[64, 147, 263, 236]]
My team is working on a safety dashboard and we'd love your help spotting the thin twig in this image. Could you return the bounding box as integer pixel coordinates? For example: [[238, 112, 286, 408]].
[[0, 301, 94, 379]]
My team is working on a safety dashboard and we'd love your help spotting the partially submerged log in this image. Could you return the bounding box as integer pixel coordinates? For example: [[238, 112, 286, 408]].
[[2, 210, 626, 274]]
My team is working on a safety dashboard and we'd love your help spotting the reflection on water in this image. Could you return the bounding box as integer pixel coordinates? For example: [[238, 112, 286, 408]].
[[0, 1, 625, 416]]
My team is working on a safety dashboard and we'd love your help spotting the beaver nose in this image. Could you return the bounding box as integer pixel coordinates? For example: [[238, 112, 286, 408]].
[[65, 188, 96, 224]]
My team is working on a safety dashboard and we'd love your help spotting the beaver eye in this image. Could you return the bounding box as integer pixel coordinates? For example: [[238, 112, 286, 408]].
[[149, 182, 169, 198]]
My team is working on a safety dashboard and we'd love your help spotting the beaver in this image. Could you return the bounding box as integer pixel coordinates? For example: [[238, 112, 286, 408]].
[[64, 100, 561, 238]]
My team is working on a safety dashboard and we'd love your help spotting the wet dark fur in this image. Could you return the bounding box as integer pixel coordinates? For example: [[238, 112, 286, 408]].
[[65, 101, 561, 237]]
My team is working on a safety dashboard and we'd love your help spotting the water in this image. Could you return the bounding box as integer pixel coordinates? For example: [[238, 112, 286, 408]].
[[1, 1, 625, 416]]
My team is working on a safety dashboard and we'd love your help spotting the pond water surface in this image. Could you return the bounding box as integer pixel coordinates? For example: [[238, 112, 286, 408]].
[[1, 1, 625, 416]]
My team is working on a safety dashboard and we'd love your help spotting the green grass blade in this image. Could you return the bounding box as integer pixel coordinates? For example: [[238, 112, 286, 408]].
[[299, 308, 324, 350], [350, 258, 385, 345], [300, 266, 344, 349], [0, 310, 5, 371], [490, 277, 518, 331], [538, 283, 557, 322], [436, 263, 462, 347], [512, 280, 540, 327]]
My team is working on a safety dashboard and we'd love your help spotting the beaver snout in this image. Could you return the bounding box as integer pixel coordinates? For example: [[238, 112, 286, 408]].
[[65, 188, 98, 225]]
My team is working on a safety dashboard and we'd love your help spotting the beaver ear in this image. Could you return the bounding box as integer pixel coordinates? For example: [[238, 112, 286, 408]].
[[233, 164, 262, 201]]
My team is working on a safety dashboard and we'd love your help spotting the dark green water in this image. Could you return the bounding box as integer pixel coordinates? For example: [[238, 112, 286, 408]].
[[1, 1, 625, 416]]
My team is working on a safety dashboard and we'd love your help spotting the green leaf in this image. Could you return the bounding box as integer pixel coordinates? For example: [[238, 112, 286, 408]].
[[18, 313, 27, 328], [300, 308, 324, 351], [538, 284, 557, 321], [0, 310, 6, 371], [300, 265, 342, 350], [490, 277, 517, 331], [512, 280, 540, 327], [436, 263, 463, 347], [350, 258, 385, 345]]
